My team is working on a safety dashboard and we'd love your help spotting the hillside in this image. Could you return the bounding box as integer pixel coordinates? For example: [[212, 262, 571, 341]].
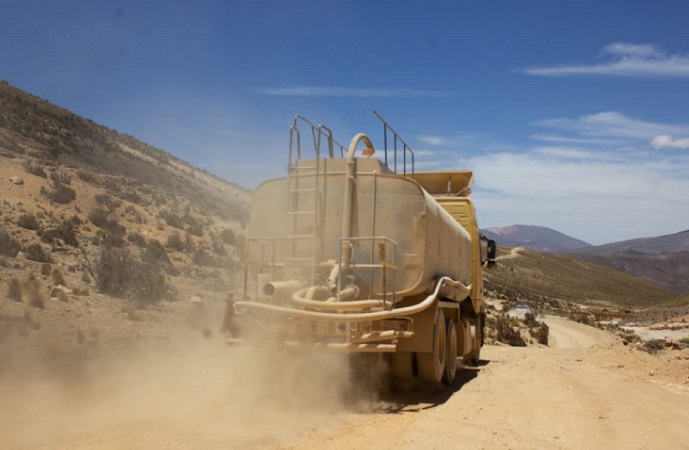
[[485, 246, 678, 308], [567, 229, 689, 293], [482, 224, 592, 253], [1, 82, 251, 358]]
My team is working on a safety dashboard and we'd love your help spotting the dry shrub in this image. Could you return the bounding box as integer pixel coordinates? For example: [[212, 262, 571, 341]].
[[127, 231, 147, 247], [40, 218, 80, 247], [81, 270, 92, 283], [95, 247, 172, 305], [50, 287, 69, 302], [25, 243, 51, 263], [76, 170, 99, 183], [160, 209, 183, 229], [50, 170, 72, 185], [51, 268, 66, 286], [220, 228, 236, 245], [0, 227, 22, 257], [41, 182, 77, 204], [95, 193, 121, 210], [529, 322, 549, 345], [141, 240, 170, 265], [89, 208, 125, 246], [495, 314, 526, 347], [17, 213, 41, 230], [41, 263, 52, 276], [8, 278, 22, 301], [22, 281, 45, 309], [167, 231, 194, 253], [24, 161, 47, 178]]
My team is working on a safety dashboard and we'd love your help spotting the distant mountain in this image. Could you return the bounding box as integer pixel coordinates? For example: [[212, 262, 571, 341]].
[[566, 230, 689, 293], [568, 229, 689, 255], [482, 225, 592, 253]]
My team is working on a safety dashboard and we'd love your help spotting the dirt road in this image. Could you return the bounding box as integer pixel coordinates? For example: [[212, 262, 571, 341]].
[[2, 317, 689, 449]]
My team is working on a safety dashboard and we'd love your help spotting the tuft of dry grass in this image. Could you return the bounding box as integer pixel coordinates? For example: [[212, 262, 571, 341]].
[[8, 278, 22, 301], [50, 287, 69, 302], [51, 268, 66, 286], [22, 281, 46, 309], [41, 262, 52, 276], [81, 270, 92, 283]]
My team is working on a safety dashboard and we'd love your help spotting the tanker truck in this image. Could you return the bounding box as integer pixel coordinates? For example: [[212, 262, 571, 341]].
[[226, 113, 496, 385]]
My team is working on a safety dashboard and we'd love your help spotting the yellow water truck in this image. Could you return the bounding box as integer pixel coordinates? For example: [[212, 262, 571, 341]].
[[228, 114, 496, 385]]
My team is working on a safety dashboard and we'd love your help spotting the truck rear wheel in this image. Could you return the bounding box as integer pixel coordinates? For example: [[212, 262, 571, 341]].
[[465, 314, 483, 366], [392, 352, 417, 382], [442, 319, 457, 384], [418, 308, 446, 383]]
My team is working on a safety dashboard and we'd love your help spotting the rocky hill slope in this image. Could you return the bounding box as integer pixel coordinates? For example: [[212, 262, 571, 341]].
[[1, 81, 251, 358]]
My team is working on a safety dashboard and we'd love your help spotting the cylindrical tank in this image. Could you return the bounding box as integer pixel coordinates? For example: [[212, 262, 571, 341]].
[[246, 159, 473, 299]]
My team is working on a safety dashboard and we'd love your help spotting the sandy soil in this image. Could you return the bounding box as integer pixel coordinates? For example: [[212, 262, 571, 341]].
[[1, 317, 688, 450]]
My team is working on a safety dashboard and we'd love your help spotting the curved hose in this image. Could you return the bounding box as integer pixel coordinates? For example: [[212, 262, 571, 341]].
[[290, 285, 383, 311], [234, 277, 470, 322]]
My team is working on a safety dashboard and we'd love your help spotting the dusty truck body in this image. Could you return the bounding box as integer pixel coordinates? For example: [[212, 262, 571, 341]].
[[229, 114, 496, 385]]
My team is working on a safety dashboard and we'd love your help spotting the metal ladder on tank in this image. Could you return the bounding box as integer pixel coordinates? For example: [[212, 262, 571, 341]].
[[285, 117, 344, 283]]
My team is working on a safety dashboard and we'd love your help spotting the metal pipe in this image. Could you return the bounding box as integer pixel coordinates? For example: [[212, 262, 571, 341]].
[[235, 276, 470, 322], [341, 133, 375, 270], [262, 280, 304, 297]]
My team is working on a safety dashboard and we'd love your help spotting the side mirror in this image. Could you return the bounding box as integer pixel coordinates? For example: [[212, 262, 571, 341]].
[[480, 235, 497, 269]]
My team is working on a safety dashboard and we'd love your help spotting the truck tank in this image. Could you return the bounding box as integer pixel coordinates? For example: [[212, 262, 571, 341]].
[[229, 114, 496, 386], [247, 158, 473, 301]]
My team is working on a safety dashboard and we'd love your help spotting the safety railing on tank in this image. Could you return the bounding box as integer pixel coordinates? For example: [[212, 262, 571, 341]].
[[288, 115, 347, 168], [288, 113, 415, 177], [373, 110, 415, 177]]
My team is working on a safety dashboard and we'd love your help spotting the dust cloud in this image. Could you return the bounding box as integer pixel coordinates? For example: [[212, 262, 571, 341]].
[[0, 335, 381, 449]]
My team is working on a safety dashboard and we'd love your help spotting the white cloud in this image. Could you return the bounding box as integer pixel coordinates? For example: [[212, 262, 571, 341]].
[[523, 42, 689, 78], [419, 135, 446, 146], [530, 133, 623, 146], [532, 146, 627, 162], [255, 85, 445, 98], [650, 134, 689, 149], [458, 111, 689, 244], [468, 149, 689, 244], [531, 111, 689, 141]]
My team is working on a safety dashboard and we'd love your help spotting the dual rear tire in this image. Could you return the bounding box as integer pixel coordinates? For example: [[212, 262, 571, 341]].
[[417, 309, 458, 384]]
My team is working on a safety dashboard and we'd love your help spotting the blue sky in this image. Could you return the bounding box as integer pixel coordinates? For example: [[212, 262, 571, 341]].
[[2, 1, 688, 244]]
